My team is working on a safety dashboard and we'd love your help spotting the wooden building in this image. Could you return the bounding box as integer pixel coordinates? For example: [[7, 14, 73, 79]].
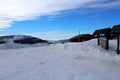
[[110, 25, 120, 54], [93, 28, 111, 50], [69, 34, 94, 42]]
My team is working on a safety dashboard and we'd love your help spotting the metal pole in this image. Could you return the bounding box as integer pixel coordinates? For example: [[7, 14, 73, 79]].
[[79, 31, 80, 35]]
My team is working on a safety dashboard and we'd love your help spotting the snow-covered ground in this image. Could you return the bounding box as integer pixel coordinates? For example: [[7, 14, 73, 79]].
[[0, 42, 49, 50], [0, 39, 120, 80]]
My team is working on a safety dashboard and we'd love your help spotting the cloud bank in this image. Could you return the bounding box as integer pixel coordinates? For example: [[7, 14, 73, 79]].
[[27, 31, 77, 40], [0, 0, 120, 29]]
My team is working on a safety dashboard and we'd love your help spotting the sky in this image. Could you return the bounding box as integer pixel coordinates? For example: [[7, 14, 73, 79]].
[[0, 0, 120, 40]]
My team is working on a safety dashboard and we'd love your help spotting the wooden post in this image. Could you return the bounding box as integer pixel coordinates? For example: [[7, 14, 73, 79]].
[[117, 34, 120, 54], [98, 35, 100, 45], [106, 34, 109, 50]]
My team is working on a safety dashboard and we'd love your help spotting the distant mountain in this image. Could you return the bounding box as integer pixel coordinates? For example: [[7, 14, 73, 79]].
[[0, 35, 51, 49], [69, 34, 94, 42], [0, 35, 49, 44]]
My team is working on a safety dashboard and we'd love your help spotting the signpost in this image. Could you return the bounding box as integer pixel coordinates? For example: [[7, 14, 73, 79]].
[[93, 28, 111, 50], [100, 37, 107, 49]]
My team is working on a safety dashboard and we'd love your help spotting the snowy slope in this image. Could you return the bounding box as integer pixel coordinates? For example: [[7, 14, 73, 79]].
[[0, 35, 50, 49], [0, 39, 120, 80]]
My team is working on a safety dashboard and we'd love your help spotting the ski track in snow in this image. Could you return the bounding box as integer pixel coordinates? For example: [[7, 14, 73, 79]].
[[0, 39, 120, 80]]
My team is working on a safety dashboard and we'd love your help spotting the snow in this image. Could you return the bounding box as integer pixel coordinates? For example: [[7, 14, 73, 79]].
[[0, 39, 120, 80], [0, 42, 49, 50]]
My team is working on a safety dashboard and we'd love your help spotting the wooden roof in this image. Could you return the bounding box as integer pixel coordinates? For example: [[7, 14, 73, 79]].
[[110, 25, 120, 34], [93, 28, 111, 35]]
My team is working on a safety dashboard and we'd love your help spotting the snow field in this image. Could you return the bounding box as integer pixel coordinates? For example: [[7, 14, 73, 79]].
[[0, 39, 120, 80]]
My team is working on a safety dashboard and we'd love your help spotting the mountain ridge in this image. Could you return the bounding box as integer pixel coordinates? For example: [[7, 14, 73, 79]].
[[0, 35, 49, 44]]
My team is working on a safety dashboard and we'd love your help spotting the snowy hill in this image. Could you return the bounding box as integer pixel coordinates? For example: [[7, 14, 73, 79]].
[[0, 39, 120, 80], [0, 35, 50, 49]]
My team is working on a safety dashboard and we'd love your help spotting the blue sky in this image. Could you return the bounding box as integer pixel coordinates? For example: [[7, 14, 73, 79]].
[[0, 0, 120, 40]]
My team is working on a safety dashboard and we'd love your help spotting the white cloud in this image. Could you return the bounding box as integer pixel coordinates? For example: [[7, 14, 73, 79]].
[[88, 0, 120, 9], [0, 18, 12, 29], [0, 0, 97, 21], [0, 0, 120, 29]]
